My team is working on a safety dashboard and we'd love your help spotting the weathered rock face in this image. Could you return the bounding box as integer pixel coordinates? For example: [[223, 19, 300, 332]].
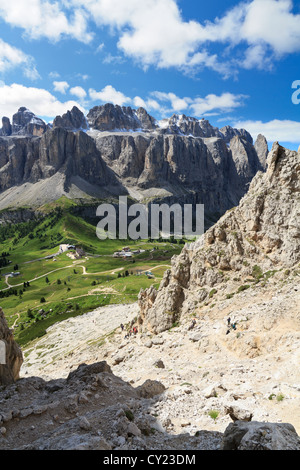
[[158, 114, 220, 138], [0, 128, 115, 193], [220, 125, 253, 145], [87, 103, 157, 132], [0, 108, 47, 137], [0, 307, 23, 386], [0, 104, 267, 214], [12, 107, 47, 136], [53, 106, 88, 131], [254, 133, 269, 170], [38, 127, 109, 186], [91, 131, 264, 220], [138, 142, 300, 333], [0, 117, 12, 136], [0, 135, 41, 190], [221, 421, 300, 450]]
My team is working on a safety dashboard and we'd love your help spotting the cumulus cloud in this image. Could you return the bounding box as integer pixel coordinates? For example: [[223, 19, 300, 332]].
[[190, 93, 248, 116], [0, 0, 93, 43], [87, 84, 246, 117], [70, 0, 300, 73], [232, 118, 300, 144], [53, 81, 70, 94], [1, 0, 300, 74], [151, 92, 191, 112], [89, 85, 131, 106], [0, 38, 40, 79], [0, 83, 85, 120], [70, 86, 87, 99]]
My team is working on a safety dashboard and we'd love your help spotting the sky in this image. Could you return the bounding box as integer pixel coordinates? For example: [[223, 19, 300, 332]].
[[0, 0, 300, 150]]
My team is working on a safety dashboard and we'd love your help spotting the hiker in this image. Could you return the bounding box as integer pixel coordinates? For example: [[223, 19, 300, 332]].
[[188, 319, 196, 331], [227, 317, 231, 326], [120, 323, 124, 331], [232, 323, 237, 330]]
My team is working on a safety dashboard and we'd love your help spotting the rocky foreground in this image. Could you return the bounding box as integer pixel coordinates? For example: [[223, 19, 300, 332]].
[[0, 142, 299, 450], [0, 264, 299, 451]]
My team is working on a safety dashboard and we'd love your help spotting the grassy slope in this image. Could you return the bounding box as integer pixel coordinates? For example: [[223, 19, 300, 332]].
[[0, 199, 184, 346]]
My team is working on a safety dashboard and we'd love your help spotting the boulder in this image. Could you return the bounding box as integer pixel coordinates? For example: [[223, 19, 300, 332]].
[[0, 307, 23, 386], [221, 421, 300, 450], [136, 379, 166, 398]]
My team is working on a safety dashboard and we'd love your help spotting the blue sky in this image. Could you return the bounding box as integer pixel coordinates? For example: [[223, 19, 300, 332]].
[[0, 0, 300, 149]]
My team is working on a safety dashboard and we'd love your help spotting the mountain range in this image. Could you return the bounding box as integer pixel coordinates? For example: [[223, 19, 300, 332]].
[[0, 104, 268, 226], [0, 140, 299, 450]]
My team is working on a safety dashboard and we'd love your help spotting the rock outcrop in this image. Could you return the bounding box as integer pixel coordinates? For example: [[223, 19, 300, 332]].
[[254, 133, 269, 170], [87, 103, 157, 132], [0, 108, 47, 137], [12, 107, 47, 136], [53, 106, 88, 131], [0, 360, 223, 450], [138, 142, 300, 333], [0, 127, 121, 194], [90, 129, 265, 223], [158, 114, 220, 138], [0, 104, 267, 217], [0, 117, 12, 136], [219, 125, 253, 144], [221, 421, 300, 450], [0, 308, 23, 386]]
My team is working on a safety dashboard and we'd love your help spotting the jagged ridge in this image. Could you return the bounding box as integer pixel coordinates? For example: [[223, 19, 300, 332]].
[[138, 142, 300, 333], [0, 105, 268, 222]]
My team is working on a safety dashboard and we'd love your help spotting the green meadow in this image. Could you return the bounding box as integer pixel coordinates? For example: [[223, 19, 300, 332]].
[[0, 198, 185, 346]]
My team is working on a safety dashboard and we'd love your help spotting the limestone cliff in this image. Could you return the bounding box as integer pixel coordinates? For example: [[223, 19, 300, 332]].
[[138, 142, 300, 333], [0, 104, 266, 218], [0, 307, 23, 386]]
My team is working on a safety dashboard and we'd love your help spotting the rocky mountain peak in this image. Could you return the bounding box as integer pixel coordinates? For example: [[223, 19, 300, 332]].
[[158, 113, 220, 138], [0, 117, 12, 136], [220, 125, 253, 145], [0, 103, 269, 217], [254, 133, 269, 170], [11, 107, 47, 136], [138, 142, 300, 333], [53, 106, 88, 131], [87, 103, 157, 132]]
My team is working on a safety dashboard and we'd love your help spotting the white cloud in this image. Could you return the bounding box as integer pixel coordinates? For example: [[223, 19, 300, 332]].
[[87, 83, 247, 117], [70, 85, 87, 99], [89, 85, 131, 106], [103, 53, 125, 65], [70, 0, 300, 73], [1, 0, 300, 74], [190, 93, 248, 116], [241, 0, 300, 55], [133, 96, 147, 109], [232, 118, 300, 144], [147, 91, 247, 116], [151, 92, 191, 112], [0, 38, 39, 79], [96, 43, 105, 53], [49, 71, 60, 79], [53, 81, 70, 94], [0, 0, 93, 43], [0, 83, 85, 120]]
